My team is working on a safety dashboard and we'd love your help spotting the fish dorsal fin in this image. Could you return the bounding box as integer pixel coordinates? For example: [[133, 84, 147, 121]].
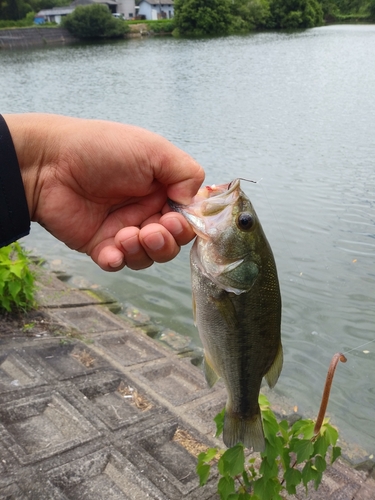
[[203, 353, 220, 388], [264, 342, 283, 389]]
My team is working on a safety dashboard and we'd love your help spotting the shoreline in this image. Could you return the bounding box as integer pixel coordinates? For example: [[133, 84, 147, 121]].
[[0, 25, 165, 50]]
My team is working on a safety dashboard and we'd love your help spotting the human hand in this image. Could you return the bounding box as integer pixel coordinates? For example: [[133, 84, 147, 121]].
[[5, 113, 204, 271]]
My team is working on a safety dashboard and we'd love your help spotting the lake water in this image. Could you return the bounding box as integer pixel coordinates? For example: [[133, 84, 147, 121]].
[[1, 25, 375, 458]]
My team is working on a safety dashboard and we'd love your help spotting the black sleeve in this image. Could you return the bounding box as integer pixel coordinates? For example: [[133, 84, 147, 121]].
[[0, 114, 31, 248]]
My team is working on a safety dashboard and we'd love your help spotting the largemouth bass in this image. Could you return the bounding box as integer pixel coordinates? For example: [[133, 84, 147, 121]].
[[169, 179, 282, 451]]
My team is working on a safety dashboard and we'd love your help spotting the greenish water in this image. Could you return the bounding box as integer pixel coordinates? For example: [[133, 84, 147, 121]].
[[1, 25, 375, 457]]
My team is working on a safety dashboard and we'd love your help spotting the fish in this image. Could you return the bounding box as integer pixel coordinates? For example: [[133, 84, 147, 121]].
[[169, 179, 282, 451]]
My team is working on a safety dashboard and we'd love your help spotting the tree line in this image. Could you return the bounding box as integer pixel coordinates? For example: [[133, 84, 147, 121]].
[[1, 0, 375, 36]]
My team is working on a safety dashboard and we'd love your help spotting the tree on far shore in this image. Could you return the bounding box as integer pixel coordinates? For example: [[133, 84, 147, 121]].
[[174, 0, 233, 36], [62, 4, 129, 38]]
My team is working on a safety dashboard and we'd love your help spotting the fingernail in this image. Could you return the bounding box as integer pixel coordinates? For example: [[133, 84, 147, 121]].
[[109, 258, 124, 268], [143, 232, 165, 251], [167, 217, 183, 235], [122, 235, 141, 255]]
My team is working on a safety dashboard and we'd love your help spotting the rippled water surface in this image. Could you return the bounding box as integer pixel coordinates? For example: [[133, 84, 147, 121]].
[[1, 25, 375, 455]]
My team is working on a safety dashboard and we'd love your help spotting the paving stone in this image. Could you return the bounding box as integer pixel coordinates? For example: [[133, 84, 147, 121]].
[[0, 350, 47, 394], [75, 370, 169, 432], [0, 481, 29, 499], [35, 286, 100, 308], [0, 389, 100, 465], [133, 359, 211, 406], [30, 341, 111, 380], [353, 476, 375, 499], [183, 391, 227, 437], [294, 459, 366, 499], [47, 446, 166, 500], [96, 331, 167, 367], [48, 305, 126, 334], [158, 328, 193, 353], [121, 420, 218, 500]]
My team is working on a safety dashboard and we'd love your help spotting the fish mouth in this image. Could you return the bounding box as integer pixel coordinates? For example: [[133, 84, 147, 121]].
[[168, 179, 241, 238]]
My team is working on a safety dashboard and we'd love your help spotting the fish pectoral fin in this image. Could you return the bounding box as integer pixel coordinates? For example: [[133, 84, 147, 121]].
[[203, 354, 220, 388], [264, 342, 283, 389], [212, 294, 239, 331], [223, 407, 265, 452]]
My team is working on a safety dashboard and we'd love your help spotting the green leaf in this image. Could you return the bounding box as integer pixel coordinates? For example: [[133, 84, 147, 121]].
[[214, 408, 225, 437], [242, 470, 251, 488], [314, 455, 326, 472], [198, 448, 218, 464], [331, 446, 341, 464], [291, 439, 314, 464], [253, 477, 280, 500], [8, 280, 21, 300], [218, 476, 235, 500], [259, 455, 278, 482], [313, 434, 329, 457], [324, 424, 339, 446], [264, 436, 283, 465], [280, 446, 291, 470], [284, 467, 302, 495], [314, 470, 323, 490], [262, 410, 280, 446], [301, 460, 319, 488], [291, 419, 315, 439], [197, 463, 211, 486], [278, 419, 289, 442], [258, 393, 270, 409], [218, 444, 245, 477], [10, 261, 24, 278]]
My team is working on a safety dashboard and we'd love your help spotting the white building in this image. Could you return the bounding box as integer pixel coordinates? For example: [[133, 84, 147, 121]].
[[137, 0, 174, 20], [35, 0, 136, 24], [34, 7, 74, 24], [117, 0, 136, 19]]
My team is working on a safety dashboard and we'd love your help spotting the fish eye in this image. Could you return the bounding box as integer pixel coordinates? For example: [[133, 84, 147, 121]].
[[237, 212, 254, 231]]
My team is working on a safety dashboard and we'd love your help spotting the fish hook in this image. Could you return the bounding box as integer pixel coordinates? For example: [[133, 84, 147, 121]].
[[314, 352, 347, 436]]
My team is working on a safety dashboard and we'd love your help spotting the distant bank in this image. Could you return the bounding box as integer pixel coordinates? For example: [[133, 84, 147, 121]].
[[0, 27, 78, 50], [0, 24, 152, 50]]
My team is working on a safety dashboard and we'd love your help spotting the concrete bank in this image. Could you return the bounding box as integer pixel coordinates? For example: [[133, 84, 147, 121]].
[[0, 25, 162, 50], [0, 27, 79, 50], [0, 265, 374, 499]]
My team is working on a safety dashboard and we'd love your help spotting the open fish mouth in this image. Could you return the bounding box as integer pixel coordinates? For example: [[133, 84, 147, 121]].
[[168, 179, 242, 238]]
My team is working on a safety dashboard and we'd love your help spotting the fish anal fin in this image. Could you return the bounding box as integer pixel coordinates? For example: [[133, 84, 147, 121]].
[[203, 353, 220, 388], [223, 407, 265, 452], [264, 342, 283, 389]]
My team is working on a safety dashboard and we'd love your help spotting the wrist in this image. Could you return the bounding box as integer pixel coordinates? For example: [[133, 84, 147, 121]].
[[3, 113, 49, 220]]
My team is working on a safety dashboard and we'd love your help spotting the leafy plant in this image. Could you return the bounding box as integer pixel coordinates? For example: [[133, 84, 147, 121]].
[[0, 243, 36, 312], [62, 4, 129, 39], [197, 394, 341, 499]]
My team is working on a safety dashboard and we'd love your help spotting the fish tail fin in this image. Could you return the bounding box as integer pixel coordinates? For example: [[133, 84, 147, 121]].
[[264, 342, 283, 389], [223, 407, 265, 452]]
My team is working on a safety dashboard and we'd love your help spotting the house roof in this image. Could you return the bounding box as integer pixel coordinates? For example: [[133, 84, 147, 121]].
[[139, 0, 174, 5], [70, 0, 118, 6], [36, 7, 75, 16]]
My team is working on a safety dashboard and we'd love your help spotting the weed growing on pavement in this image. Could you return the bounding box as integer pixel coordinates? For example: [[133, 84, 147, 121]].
[[0, 243, 36, 312], [197, 394, 341, 499]]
